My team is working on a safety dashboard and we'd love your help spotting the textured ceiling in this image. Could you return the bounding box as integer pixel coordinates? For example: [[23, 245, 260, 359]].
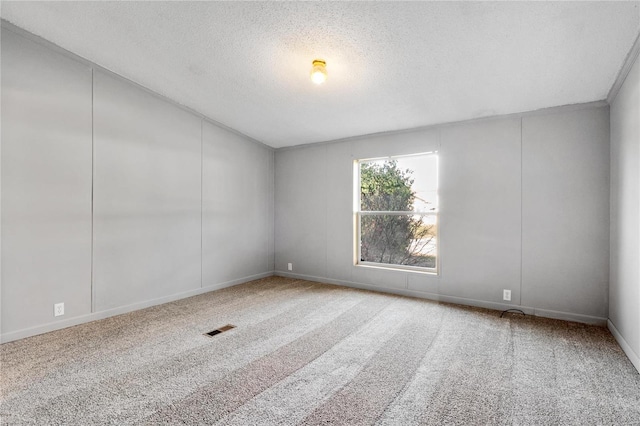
[[2, 1, 639, 148]]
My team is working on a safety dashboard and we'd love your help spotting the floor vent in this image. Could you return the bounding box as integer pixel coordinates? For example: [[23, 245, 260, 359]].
[[204, 324, 235, 337]]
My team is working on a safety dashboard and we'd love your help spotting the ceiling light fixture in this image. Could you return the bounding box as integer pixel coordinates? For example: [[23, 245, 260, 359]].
[[310, 59, 327, 85]]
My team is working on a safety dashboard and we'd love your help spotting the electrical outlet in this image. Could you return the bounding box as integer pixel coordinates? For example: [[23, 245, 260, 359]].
[[54, 302, 64, 317], [503, 290, 511, 302], [287, 263, 293, 271]]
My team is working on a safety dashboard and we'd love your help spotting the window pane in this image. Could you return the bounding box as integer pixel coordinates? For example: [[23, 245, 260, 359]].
[[395, 155, 438, 212], [360, 214, 437, 268], [360, 155, 437, 212]]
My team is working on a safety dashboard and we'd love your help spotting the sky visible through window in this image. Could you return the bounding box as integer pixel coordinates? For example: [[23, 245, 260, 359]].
[[364, 154, 438, 212]]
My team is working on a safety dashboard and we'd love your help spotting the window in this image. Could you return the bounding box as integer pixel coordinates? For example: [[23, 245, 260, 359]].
[[355, 152, 438, 272]]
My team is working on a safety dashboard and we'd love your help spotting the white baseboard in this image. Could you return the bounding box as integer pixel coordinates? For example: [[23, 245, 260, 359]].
[[2, 270, 611, 344], [530, 307, 607, 326], [608, 319, 640, 374], [275, 271, 608, 326], [0, 271, 274, 344]]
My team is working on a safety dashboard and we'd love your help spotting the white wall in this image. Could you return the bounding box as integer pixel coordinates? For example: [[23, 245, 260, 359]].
[[275, 105, 611, 323], [609, 47, 640, 372], [0, 26, 275, 342]]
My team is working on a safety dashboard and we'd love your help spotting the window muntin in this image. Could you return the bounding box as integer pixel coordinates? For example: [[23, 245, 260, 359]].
[[356, 153, 438, 272]]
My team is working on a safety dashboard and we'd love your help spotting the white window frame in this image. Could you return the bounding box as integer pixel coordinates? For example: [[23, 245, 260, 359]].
[[354, 152, 439, 274]]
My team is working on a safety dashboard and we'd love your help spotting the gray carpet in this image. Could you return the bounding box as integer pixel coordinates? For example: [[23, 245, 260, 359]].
[[1, 277, 639, 425]]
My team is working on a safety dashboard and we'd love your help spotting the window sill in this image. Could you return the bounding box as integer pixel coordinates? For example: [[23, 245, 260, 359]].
[[355, 262, 439, 276]]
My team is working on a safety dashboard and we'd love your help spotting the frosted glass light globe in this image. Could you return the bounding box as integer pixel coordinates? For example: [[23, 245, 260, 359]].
[[310, 60, 327, 85]]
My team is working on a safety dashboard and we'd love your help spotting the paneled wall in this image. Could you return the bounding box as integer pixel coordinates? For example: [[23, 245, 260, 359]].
[[439, 119, 522, 303], [522, 108, 610, 318], [609, 47, 640, 372], [275, 105, 610, 323], [0, 26, 275, 342], [92, 71, 203, 311], [1, 29, 93, 334], [202, 122, 274, 287]]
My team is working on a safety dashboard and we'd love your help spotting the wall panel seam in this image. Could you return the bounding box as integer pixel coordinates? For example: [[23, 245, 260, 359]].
[[91, 68, 95, 313], [520, 117, 523, 306], [200, 119, 204, 289]]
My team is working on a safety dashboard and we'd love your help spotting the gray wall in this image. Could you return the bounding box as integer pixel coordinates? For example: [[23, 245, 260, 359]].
[[609, 48, 640, 372], [275, 105, 611, 323], [93, 71, 203, 311], [1, 29, 93, 334], [1, 26, 275, 342], [522, 109, 610, 318], [202, 121, 274, 287]]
